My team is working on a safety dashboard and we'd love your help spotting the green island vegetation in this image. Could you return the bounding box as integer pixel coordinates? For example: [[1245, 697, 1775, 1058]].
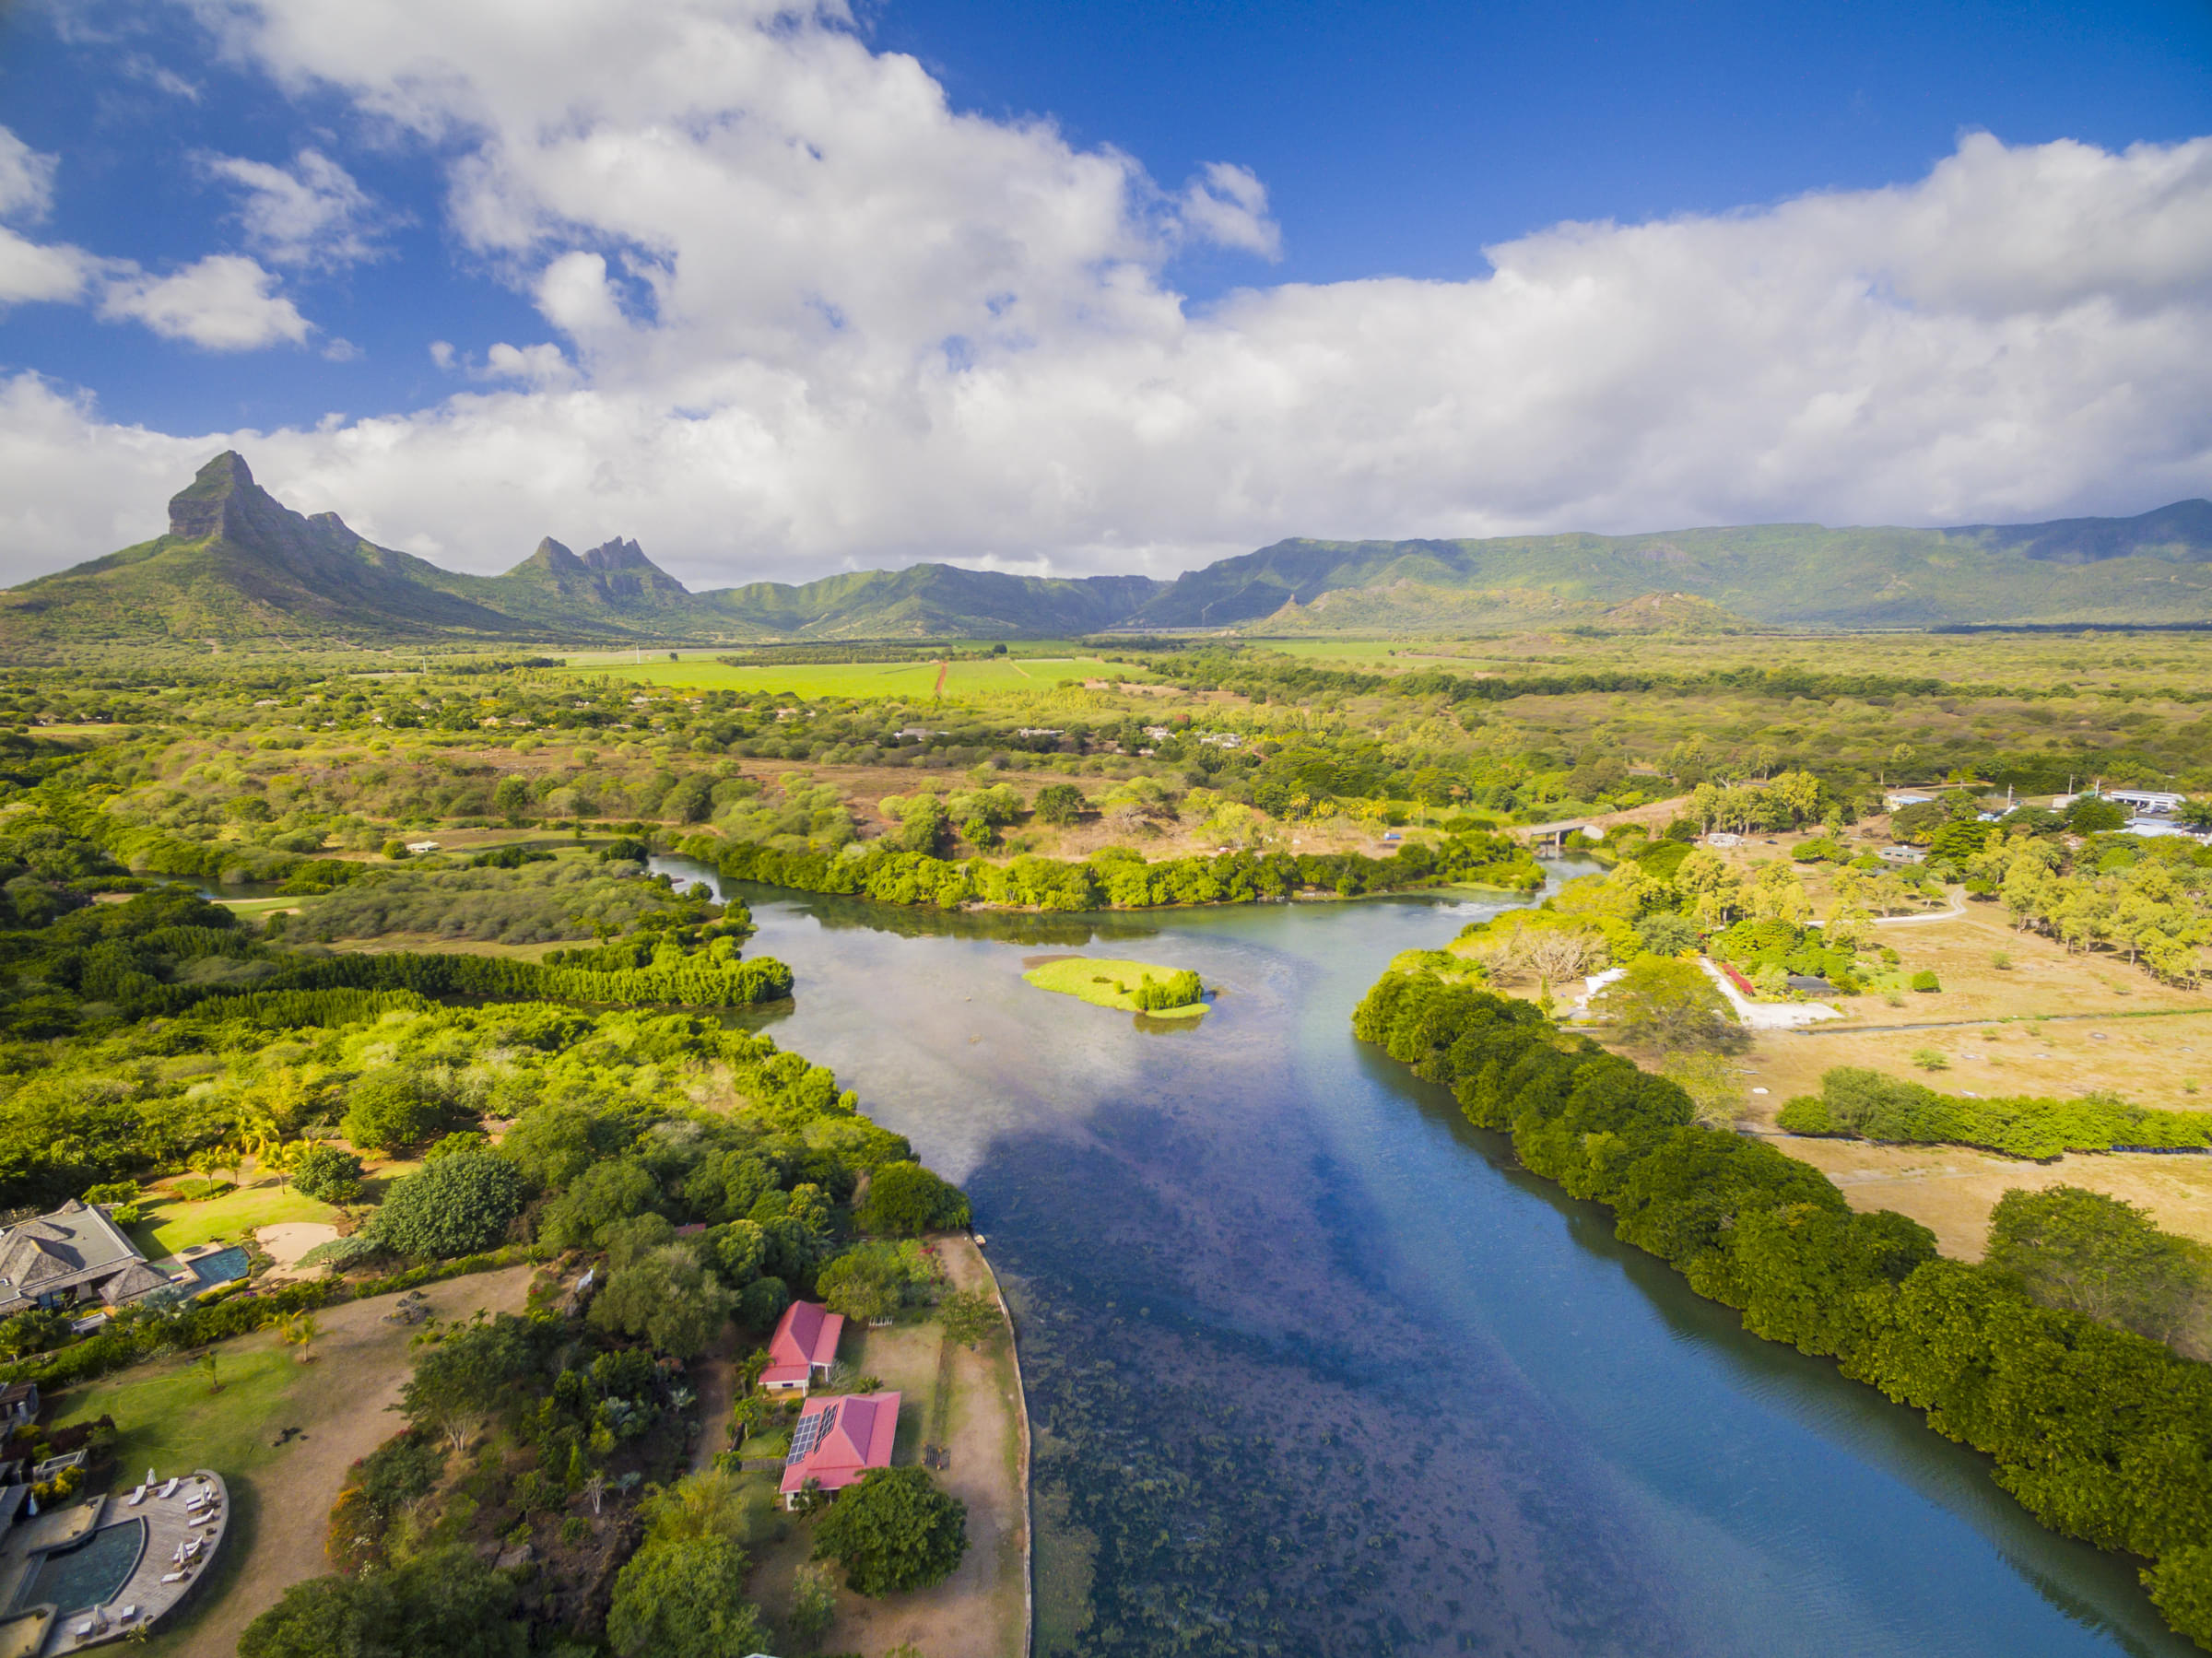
[[1354, 969, 2212, 1648], [1022, 958, 1207, 1017]]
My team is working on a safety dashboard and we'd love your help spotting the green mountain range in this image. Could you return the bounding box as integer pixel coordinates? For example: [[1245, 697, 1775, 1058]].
[[4, 451, 2209, 649]]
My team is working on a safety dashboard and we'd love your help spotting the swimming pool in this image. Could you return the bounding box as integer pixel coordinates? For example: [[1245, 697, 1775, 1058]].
[[186, 1246, 249, 1288], [12, 1519, 145, 1614]]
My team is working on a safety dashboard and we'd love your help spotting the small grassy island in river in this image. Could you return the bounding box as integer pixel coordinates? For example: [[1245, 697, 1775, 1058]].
[[1024, 957, 1208, 1017]]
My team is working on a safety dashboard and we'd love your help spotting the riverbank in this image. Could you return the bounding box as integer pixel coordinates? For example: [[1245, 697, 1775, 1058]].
[[1355, 965, 2212, 1651]]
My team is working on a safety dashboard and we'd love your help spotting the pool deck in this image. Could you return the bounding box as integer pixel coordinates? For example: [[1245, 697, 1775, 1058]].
[[0, 1470, 229, 1654]]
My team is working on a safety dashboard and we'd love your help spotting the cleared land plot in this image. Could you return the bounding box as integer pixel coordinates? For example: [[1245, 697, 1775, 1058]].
[[128, 1182, 342, 1261], [745, 1235, 1027, 1658], [1022, 956, 1206, 1018], [1700, 903, 2212, 1254], [552, 655, 1139, 699], [48, 1265, 535, 1658]]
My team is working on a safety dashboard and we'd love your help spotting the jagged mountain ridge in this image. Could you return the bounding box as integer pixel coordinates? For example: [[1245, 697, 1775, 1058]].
[[5, 450, 2212, 647]]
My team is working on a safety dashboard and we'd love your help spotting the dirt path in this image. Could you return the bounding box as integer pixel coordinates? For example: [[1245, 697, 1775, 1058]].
[[688, 1323, 738, 1475], [158, 1267, 535, 1658]]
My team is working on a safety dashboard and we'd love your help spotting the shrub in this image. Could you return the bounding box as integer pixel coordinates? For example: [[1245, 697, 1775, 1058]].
[[1911, 1049, 1948, 1071], [1132, 970, 1204, 1011], [811, 1466, 968, 1595], [1909, 970, 1941, 993], [372, 1152, 524, 1259]]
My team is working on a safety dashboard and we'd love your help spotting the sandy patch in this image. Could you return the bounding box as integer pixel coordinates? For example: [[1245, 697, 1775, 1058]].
[[255, 1223, 339, 1280]]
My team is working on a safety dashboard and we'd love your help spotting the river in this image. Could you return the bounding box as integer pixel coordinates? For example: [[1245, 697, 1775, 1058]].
[[654, 856, 2190, 1658]]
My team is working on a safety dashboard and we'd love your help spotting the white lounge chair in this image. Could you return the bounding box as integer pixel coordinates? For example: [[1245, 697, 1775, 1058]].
[[116, 1606, 136, 1620], [156, 1477, 179, 1499], [126, 1485, 146, 1506], [159, 1571, 184, 1585]]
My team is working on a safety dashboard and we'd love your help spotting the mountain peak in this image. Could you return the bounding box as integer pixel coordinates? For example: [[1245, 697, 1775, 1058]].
[[168, 451, 267, 541], [581, 536, 653, 573]]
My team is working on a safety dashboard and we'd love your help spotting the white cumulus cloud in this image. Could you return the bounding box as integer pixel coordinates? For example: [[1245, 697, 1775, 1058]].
[[2, 1, 2208, 586], [202, 147, 384, 268], [97, 253, 312, 350]]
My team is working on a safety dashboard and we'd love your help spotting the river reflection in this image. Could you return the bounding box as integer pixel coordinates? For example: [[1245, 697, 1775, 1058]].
[[665, 860, 2191, 1658]]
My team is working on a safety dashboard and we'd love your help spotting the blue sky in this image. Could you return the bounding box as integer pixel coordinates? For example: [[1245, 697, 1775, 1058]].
[[0, 0, 2207, 585]]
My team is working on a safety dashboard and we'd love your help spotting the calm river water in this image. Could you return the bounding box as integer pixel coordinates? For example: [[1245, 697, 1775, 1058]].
[[656, 856, 2190, 1658]]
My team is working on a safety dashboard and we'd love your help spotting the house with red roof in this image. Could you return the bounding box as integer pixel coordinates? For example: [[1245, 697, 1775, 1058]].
[[762, 1299, 844, 1392], [780, 1392, 900, 1508]]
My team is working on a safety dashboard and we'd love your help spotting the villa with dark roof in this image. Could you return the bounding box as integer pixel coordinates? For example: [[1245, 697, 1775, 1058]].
[[0, 1202, 168, 1321]]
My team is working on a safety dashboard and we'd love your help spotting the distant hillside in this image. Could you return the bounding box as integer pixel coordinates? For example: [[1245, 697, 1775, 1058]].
[[4, 452, 2208, 648], [1128, 505, 2212, 630], [1253, 582, 1752, 635]]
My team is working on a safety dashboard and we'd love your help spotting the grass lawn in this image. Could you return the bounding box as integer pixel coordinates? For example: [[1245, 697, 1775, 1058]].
[[206, 896, 302, 919], [53, 1346, 304, 1486], [129, 1182, 341, 1260], [1022, 957, 1206, 1019]]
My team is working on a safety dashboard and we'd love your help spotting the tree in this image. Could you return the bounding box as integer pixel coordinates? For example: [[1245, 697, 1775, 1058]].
[[606, 1535, 767, 1658], [936, 1288, 1003, 1349], [373, 1151, 524, 1259], [398, 1317, 530, 1455], [1593, 957, 1741, 1052], [1633, 911, 1700, 957], [787, 1560, 838, 1647], [492, 775, 535, 826], [239, 1547, 525, 1658], [588, 1243, 732, 1358], [340, 1067, 451, 1156], [811, 1466, 968, 1595], [0, 1309, 65, 1359], [818, 1241, 924, 1324], [288, 1145, 365, 1204], [1033, 783, 1088, 826], [856, 1161, 971, 1235], [2065, 794, 2129, 834], [1657, 1052, 1747, 1130], [537, 1157, 661, 1249], [1986, 1186, 2209, 1353], [279, 1311, 321, 1363]]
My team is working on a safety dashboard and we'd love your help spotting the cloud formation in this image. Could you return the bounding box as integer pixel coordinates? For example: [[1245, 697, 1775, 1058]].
[[97, 253, 312, 350], [1, 1, 2208, 587], [203, 148, 385, 268]]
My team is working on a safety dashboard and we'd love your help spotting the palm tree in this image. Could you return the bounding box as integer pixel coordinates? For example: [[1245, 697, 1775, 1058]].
[[280, 1312, 321, 1363]]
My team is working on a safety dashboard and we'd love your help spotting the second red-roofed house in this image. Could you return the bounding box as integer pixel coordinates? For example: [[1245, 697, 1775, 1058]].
[[780, 1391, 900, 1508], [762, 1299, 845, 1392]]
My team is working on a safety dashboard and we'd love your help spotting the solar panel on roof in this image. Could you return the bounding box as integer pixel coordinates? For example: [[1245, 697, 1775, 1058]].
[[786, 1403, 839, 1464]]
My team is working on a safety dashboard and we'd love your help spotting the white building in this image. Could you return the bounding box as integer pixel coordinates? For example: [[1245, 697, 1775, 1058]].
[[2109, 789, 2185, 817]]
